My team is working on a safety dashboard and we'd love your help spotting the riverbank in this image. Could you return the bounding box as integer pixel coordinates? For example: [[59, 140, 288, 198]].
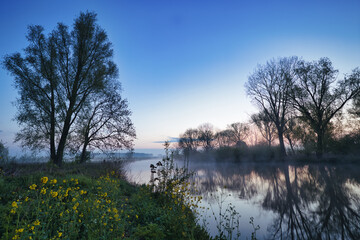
[[0, 162, 209, 240]]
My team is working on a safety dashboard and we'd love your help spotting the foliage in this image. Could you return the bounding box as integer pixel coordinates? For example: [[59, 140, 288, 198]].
[[0, 162, 209, 240], [214, 147, 245, 162], [328, 131, 360, 155]]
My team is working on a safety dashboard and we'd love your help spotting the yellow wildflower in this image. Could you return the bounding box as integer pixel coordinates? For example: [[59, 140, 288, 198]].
[[29, 184, 37, 190], [50, 179, 57, 184], [41, 176, 48, 184], [25, 197, 29, 202], [33, 220, 40, 226], [51, 191, 58, 198], [11, 201, 18, 208], [58, 232, 62, 237], [41, 188, 46, 195]]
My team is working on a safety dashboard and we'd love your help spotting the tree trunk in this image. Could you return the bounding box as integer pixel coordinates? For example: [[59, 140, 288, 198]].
[[54, 64, 82, 166], [54, 109, 73, 166], [80, 140, 89, 163], [286, 134, 295, 155], [278, 130, 287, 159], [50, 85, 56, 164], [316, 130, 324, 159]]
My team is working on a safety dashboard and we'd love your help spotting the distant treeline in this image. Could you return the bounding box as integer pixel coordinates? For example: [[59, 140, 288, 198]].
[[176, 57, 360, 160]]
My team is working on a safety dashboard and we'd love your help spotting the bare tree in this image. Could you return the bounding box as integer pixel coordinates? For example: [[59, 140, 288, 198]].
[[227, 122, 249, 146], [198, 123, 214, 151], [3, 12, 120, 166], [290, 58, 360, 157], [214, 129, 233, 148], [251, 111, 277, 147], [179, 128, 200, 151], [246, 57, 298, 157], [72, 83, 135, 163]]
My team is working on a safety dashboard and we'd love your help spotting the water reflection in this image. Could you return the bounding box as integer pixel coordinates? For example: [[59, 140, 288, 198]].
[[189, 162, 360, 240]]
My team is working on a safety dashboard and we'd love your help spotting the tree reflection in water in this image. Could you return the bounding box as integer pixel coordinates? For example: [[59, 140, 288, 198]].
[[189, 162, 360, 240]]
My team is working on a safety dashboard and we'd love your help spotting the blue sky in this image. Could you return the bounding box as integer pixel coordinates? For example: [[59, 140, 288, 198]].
[[1, 0, 360, 155]]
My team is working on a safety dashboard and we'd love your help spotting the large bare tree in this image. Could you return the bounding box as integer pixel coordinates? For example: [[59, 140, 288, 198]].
[[245, 57, 298, 157], [290, 58, 360, 157], [3, 12, 120, 166]]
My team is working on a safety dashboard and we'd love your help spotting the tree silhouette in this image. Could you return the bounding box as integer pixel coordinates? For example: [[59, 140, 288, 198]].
[[3, 12, 125, 166], [246, 57, 298, 157], [290, 58, 360, 158], [71, 82, 135, 163]]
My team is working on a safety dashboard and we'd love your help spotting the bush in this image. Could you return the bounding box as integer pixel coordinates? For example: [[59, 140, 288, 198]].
[[215, 147, 245, 162]]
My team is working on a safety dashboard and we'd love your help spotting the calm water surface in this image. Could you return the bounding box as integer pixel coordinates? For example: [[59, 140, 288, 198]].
[[125, 159, 360, 240]]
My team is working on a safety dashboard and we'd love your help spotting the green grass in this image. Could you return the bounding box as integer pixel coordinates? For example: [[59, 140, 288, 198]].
[[0, 162, 209, 240]]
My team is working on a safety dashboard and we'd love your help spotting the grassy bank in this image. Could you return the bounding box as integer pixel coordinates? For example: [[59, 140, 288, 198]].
[[0, 162, 209, 240]]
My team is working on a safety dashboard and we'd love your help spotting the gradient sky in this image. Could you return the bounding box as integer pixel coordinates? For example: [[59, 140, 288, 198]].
[[1, 0, 360, 155]]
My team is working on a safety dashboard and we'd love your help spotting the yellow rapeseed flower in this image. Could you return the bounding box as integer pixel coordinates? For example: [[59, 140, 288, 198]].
[[29, 184, 37, 190], [11, 201, 18, 208], [40, 188, 47, 195], [33, 220, 40, 226], [50, 179, 57, 184], [41, 176, 48, 184], [15, 228, 24, 233], [51, 191, 58, 198], [58, 232, 62, 237]]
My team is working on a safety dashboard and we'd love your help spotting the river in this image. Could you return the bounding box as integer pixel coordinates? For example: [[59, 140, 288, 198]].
[[125, 158, 360, 239]]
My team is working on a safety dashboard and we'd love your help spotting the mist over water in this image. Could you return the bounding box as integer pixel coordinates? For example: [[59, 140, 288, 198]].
[[126, 159, 360, 239]]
